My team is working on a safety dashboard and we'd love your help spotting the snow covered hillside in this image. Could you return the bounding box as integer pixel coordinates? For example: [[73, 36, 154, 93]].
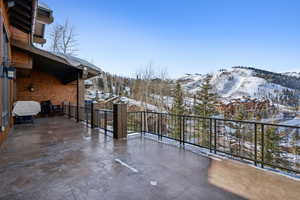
[[282, 72, 300, 78], [178, 67, 300, 102]]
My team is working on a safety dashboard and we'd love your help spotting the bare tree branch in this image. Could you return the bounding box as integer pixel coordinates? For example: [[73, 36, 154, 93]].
[[48, 19, 78, 55]]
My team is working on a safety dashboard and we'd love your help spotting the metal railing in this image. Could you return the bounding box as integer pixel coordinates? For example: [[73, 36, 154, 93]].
[[63, 104, 113, 134], [63, 103, 299, 174], [127, 112, 142, 134], [137, 111, 300, 174]]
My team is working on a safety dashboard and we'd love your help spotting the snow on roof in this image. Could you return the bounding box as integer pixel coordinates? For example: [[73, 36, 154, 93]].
[[38, 1, 52, 11], [85, 80, 93, 85], [120, 97, 164, 112], [53, 52, 102, 73]]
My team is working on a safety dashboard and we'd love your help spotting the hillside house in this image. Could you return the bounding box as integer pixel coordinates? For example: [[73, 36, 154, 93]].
[[0, 0, 101, 145]]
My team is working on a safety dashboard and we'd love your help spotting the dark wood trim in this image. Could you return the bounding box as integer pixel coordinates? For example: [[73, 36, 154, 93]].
[[10, 21, 31, 33], [14, 0, 32, 12], [9, 7, 31, 20], [10, 14, 32, 26], [8, 0, 34, 33]]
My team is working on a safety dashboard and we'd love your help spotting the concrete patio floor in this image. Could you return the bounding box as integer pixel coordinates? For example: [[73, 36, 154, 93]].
[[0, 117, 299, 200]]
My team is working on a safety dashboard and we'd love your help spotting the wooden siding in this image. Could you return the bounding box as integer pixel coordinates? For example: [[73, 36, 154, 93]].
[[11, 48, 33, 69], [16, 69, 85, 106], [10, 26, 30, 44]]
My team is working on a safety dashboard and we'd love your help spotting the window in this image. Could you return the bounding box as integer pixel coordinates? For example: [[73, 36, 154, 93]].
[[2, 28, 10, 127]]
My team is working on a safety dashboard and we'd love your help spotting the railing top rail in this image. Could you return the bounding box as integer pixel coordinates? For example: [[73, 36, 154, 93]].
[[142, 111, 300, 129], [94, 109, 113, 112]]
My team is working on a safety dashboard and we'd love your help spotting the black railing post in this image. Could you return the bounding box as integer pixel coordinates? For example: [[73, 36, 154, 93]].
[[76, 71, 80, 122], [214, 119, 217, 154], [140, 111, 143, 135], [104, 111, 107, 135], [68, 102, 71, 118], [158, 113, 162, 140], [254, 123, 257, 166], [179, 115, 183, 145], [91, 102, 94, 129], [261, 124, 265, 168], [76, 103, 79, 123], [155, 113, 160, 140], [144, 112, 147, 135], [95, 109, 99, 128], [182, 116, 185, 148], [179, 115, 182, 146], [86, 107, 88, 127], [209, 118, 212, 153]]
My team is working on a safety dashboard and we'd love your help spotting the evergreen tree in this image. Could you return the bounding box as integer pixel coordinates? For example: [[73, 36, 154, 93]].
[[194, 75, 218, 146], [290, 129, 299, 169], [171, 82, 185, 115], [231, 105, 253, 156], [194, 75, 218, 117], [171, 82, 185, 139], [264, 126, 282, 164]]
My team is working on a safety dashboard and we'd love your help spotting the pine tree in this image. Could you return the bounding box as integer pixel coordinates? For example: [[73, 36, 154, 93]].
[[171, 82, 185, 115], [264, 126, 282, 164], [194, 75, 218, 117], [171, 82, 185, 139], [194, 75, 218, 146], [290, 129, 299, 169], [231, 104, 251, 156]]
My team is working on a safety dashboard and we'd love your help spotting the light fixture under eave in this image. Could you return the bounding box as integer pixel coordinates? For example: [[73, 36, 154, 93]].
[[82, 67, 88, 78], [7, 67, 16, 79], [7, 0, 15, 8], [28, 84, 34, 92]]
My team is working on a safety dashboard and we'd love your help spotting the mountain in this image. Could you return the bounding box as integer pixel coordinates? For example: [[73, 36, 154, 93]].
[[282, 72, 300, 78], [177, 67, 300, 105]]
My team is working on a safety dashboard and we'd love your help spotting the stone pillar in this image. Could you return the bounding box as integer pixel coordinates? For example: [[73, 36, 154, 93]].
[[113, 104, 127, 139]]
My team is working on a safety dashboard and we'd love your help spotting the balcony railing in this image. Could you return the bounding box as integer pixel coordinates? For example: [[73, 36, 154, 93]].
[[64, 103, 300, 175], [63, 104, 113, 134]]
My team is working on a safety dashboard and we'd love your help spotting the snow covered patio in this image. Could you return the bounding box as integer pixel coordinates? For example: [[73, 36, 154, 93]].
[[0, 116, 299, 200]]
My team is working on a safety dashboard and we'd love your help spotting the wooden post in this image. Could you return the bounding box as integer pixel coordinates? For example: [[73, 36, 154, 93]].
[[113, 104, 127, 139]]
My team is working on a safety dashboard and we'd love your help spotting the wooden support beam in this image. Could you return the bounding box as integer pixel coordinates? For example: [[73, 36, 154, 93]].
[[10, 21, 31, 33], [10, 14, 31, 26], [113, 104, 127, 139], [14, 0, 32, 12], [9, 6, 31, 20]]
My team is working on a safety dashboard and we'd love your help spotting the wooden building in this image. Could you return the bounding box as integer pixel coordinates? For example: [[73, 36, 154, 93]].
[[0, 0, 101, 145]]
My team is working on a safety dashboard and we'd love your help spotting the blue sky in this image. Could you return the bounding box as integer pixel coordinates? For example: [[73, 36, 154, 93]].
[[42, 0, 300, 78]]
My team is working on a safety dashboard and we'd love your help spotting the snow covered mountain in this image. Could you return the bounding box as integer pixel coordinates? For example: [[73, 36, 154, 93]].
[[282, 72, 300, 78], [178, 67, 300, 103]]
